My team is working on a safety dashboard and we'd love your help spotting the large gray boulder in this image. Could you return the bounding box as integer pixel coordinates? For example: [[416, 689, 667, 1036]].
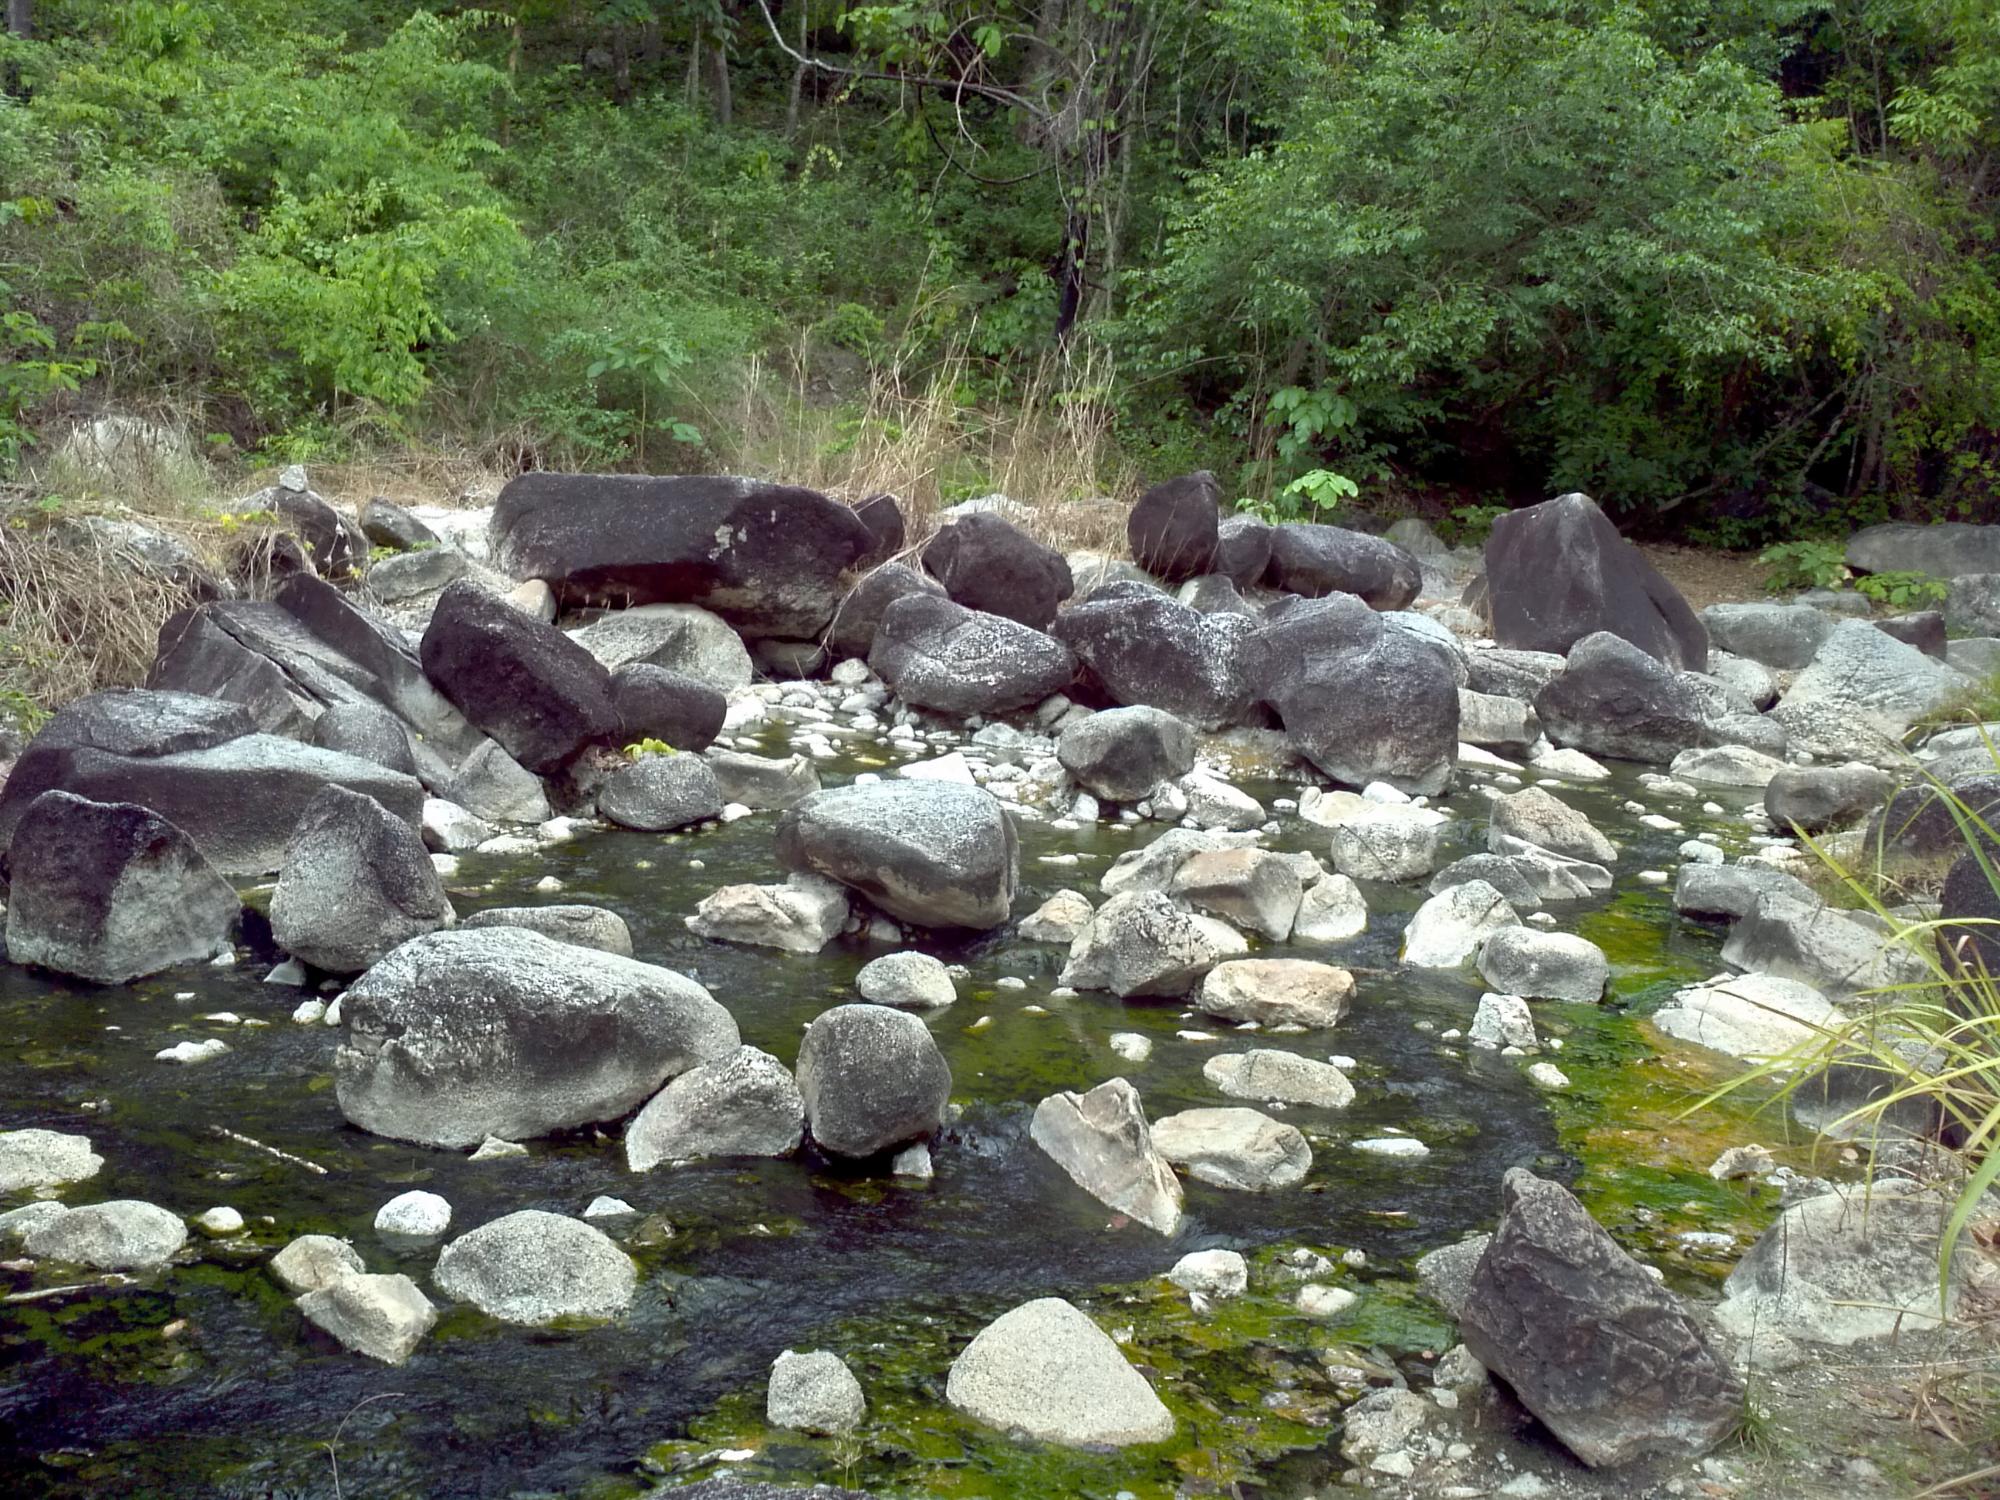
[[491, 473, 874, 638], [432, 1210, 636, 1325], [566, 602, 754, 690], [921, 512, 1073, 630], [1484, 493, 1707, 670], [269, 785, 454, 973], [824, 562, 946, 662], [22, 1200, 188, 1271], [420, 579, 620, 775], [1535, 631, 1705, 764], [1651, 973, 1842, 1060], [767, 1350, 867, 1436], [1721, 890, 1930, 999], [1245, 595, 1457, 793], [776, 781, 1018, 930], [1029, 1077, 1184, 1235], [1403, 880, 1520, 968], [795, 1004, 952, 1158], [311, 700, 419, 776], [1475, 926, 1608, 1002], [1056, 706, 1195, 802], [1198, 959, 1354, 1028], [1460, 1169, 1740, 1468], [1262, 523, 1421, 610], [1774, 620, 1966, 757], [625, 1045, 805, 1169], [868, 594, 1075, 717], [444, 740, 551, 825], [1700, 603, 1834, 671], [1168, 847, 1302, 941], [1127, 471, 1221, 581], [1847, 520, 2000, 579], [5, 791, 239, 983], [596, 752, 724, 831], [1049, 586, 1258, 730], [708, 750, 821, 811], [1465, 647, 1567, 702], [0, 1129, 103, 1194], [686, 875, 850, 954], [1716, 1184, 1969, 1345], [460, 904, 632, 956], [1214, 514, 1274, 585], [946, 1298, 1175, 1447], [335, 928, 739, 1148]]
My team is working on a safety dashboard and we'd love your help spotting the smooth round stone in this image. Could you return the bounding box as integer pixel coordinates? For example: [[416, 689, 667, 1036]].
[[375, 1190, 452, 1239]]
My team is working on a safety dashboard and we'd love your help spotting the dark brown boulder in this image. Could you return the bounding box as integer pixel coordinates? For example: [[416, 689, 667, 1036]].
[[1126, 471, 1221, 582]]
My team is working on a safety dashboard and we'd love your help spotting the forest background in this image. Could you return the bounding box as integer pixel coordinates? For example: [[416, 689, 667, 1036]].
[[1, 0, 1997, 544]]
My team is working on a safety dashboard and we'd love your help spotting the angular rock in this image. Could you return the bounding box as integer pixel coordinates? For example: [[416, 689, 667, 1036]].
[[1535, 631, 1706, 764], [1708, 653, 1779, 710], [1429, 854, 1544, 913], [1488, 835, 1613, 900], [1485, 493, 1707, 669], [767, 1349, 866, 1435], [1050, 587, 1258, 730], [947, 1298, 1174, 1446], [707, 750, 821, 811], [776, 781, 1018, 930], [1403, 881, 1519, 968], [686, 875, 849, 953], [299, 1272, 437, 1364], [270, 785, 453, 973], [1774, 619, 1966, 755], [1060, 890, 1244, 997], [1203, 1049, 1354, 1108], [597, 752, 724, 831], [1672, 861, 1817, 921], [825, 562, 946, 661], [795, 1004, 952, 1159], [335, 928, 739, 1148], [420, 579, 620, 775], [460, 904, 632, 956], [1127, 470, 1221, 581], [1029, 1077, 1184, 1235], [625, 1044, 804, 1169], [1018, 889, 1094, 944], [1198, 958, 1353, 1027], [1458, 690, 1541, 751], [432, 1210, 636, 1324], [856, 950, 956, 1009], [1459, 1168, 1741, 1468], [1488, 786, 1615, 864], [1762, 764, 1892, 838], [360, 498, 438, 551], [1651, 973, 1843, 1059], [1098, 827, 1261, 898], [1214, 514, 1274, 586], [1877, 610, 1948, 659], [1151, 1107, 1311, 1190], [4, 791, 239, 983], [610, 663, 726, 753], [445, 741, 551, 825], [852, 492, 905, 568], [22, 1200, 187, 1270], [1466, 647, 1567, 702], [1475, 927, 1608, 1002], [566, 602, 754, 689], [1263, 523, 1420, 610], [869, 594, 1076, 717], [269, 1234, 366, 1295], [492, 473, 873, 638], [1700, 603, 1833, 671], [1293, 872, 1369, 942], [0, 1129, 103, 1195], [1169, 847, 1302, 941], [921, 513, 1073, 631], [1056, 706, 1196, 802], [1721, 891, 1928, 1000], [1469, 991, 1537, 1049]]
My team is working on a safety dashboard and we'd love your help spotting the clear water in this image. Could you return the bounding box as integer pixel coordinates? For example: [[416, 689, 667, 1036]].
[[0, 730, 1759, 1499]]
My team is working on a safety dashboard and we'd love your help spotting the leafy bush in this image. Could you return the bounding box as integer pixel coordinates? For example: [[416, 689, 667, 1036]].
[[1758, 539, 1850, 593], [1855, 570, 1949, 611]]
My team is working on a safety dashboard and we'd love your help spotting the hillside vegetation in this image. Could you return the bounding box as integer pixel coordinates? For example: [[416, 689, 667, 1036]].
[[1, 0, 1997, 538]]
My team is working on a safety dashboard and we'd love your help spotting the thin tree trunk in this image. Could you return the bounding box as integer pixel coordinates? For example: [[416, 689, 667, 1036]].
[[687, 24, 703, 111], [5, 0, 30, 40], [711, 35, 732, 125], [785, 0, 807, 136]]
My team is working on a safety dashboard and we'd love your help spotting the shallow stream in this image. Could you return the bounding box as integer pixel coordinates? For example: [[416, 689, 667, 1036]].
[[0, 726, 1804, 1499]]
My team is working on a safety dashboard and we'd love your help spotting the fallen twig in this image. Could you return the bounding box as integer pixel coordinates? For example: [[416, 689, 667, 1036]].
[[211, 1125, 329, 1176]]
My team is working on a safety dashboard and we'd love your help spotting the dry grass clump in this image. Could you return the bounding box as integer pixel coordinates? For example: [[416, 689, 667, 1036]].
[[716, 332, 1136, 555]]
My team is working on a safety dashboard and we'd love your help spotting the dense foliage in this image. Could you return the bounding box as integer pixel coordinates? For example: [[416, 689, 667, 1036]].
[[1, 0, 1996, 537]]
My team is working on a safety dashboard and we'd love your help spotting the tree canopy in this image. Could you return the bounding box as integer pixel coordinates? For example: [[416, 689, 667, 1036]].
[[1, 0, 1995, 538]]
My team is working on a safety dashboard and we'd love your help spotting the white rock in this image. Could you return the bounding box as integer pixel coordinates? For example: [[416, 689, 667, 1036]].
[[156, 1038, 229, 1064], [0, 1128, 103, 1194], [1108, 1032, 1153, 1063], [767, 1348, 867, 1434], [946, 1297, 1175, 1446], [1526, 1061, 1570, 1089], [1402, 881, 1519, 968], [1168, 1248, 1247, 1299], [1353, 1136, 1429, 1159], [196, 1206, 244, 1237], [1468, 993, 1536, 1051], [375, 1190, 452, 1239], [1296, 1284, 1358, 1317], [856, 951, 957, 1009]]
